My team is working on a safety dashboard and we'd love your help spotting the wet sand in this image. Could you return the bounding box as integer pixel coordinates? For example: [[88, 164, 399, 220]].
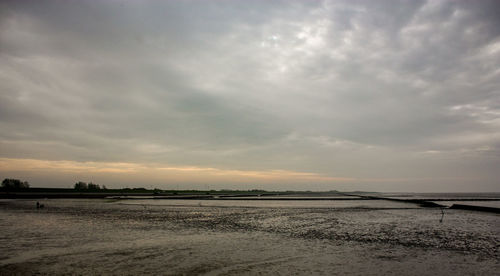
[[0, 199, 499, 275]]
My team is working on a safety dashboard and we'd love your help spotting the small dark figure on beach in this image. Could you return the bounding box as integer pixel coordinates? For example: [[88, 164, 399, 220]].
[[36, 202, 44, 209]]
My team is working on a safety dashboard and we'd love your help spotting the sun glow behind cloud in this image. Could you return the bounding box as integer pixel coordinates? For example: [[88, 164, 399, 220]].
[[0, 0, 499, 191], [0, 158, 352, 188]]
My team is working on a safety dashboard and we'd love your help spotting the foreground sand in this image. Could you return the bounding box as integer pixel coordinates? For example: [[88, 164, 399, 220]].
[[0, 199, 498, 275]]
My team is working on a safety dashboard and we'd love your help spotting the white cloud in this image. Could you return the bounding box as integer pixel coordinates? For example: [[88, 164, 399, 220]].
[[0, 0, 499, 191]]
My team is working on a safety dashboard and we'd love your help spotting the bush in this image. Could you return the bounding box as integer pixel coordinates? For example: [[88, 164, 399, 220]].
[[74, 181, 88, 190], [74, 181, 101, 190], [2, 179, 30, 189]]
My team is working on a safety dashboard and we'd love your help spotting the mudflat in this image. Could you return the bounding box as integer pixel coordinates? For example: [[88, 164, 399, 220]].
[[0, 199, 498, 275]]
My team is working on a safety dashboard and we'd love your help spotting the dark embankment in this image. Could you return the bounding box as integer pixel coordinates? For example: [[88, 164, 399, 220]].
[[344, 193, 446, 208], [449, 204, 500, 214], [0, 189, 361, 200], [1, 192, 129, 199]]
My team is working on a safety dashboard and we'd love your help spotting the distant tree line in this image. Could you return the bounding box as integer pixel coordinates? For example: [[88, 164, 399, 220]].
[[2, 178, 30, 189], [74, 181, 106, 190]]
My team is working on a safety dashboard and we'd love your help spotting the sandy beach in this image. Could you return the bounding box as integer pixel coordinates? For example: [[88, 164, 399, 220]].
[[0, 198, 499, 275]]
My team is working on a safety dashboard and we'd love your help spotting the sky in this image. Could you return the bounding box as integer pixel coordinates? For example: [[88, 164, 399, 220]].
[[0, 0, 499, 192]]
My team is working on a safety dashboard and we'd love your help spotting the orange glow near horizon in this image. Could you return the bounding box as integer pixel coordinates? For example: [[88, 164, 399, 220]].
[[0, 158, 353, 184]]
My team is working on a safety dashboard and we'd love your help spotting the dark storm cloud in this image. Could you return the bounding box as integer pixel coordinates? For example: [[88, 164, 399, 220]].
[[0, 0, 499, 191]]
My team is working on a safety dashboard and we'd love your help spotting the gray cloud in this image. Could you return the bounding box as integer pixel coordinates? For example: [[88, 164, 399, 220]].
[[0, 0, 499, 191]]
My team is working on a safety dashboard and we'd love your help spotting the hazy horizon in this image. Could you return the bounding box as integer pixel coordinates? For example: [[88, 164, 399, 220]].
[[1, 0, 499, 192]]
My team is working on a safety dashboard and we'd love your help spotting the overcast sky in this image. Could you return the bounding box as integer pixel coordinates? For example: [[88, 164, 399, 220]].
[[1, 0, 499, 192]]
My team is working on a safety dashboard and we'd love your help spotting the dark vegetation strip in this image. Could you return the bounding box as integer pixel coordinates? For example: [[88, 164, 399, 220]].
[[0, 188, 362, 199], [0, 192, 370, 200]]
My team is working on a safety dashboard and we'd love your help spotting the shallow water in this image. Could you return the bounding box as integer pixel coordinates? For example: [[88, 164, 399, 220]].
[[378, 192, 500, 209], [381, 192, 500, 200], [438, 200, 500, 208], [0, 199, 499, 275], [120, 198, 416, 209]]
